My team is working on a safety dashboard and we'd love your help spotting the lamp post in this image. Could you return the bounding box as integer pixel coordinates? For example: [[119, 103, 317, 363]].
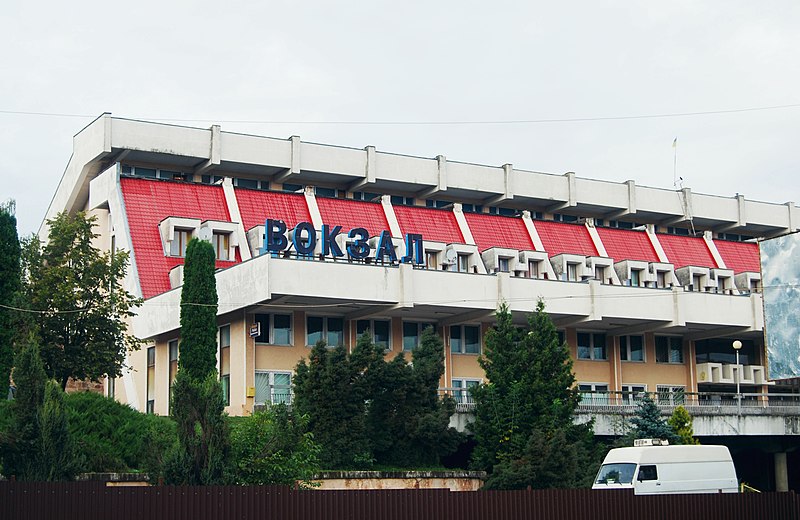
[[732, 340, 742, 414]]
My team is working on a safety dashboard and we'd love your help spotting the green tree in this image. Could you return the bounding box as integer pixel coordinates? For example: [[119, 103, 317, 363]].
[[668, 405, 699, 445], [21, 211, 142, 389], [230, 405, 321, 487], [1, 339, 77, 480], [629, 393, 679, 444], [470, 301, 598, 488], [293, 337, 373, 469], [0, 200, 21, 391], [164, 238, 230, 485], [365, 327, 461, 467]]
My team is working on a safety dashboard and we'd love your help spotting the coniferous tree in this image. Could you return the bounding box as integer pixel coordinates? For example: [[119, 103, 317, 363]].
[[164, 238, 230, 484], [629, 393, 679, 444], [668, 405, 699, 445], [471, 301, 599, 488], [37, 380, 78, 480], [0, 200, 20, 391], [21, 211, 141, 389], [294, 337, 374, 468]]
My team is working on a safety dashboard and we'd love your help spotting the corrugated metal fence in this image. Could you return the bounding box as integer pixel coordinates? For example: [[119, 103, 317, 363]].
[[1, 481, 798, 520]]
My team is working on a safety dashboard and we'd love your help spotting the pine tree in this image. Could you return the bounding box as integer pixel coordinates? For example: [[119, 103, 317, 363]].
[[164, 238, 230, 484], [629, 393, 679, 444], [0, 200, 21, 391], [471, 301, 598, 488], [668, 405, 699, 445], [37, 381, 78, 480]]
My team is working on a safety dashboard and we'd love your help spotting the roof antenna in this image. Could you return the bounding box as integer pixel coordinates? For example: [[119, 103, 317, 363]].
[[672, 138, 696, 236]]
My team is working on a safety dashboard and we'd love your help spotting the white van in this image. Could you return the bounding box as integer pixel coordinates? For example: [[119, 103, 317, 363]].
[[593, 443, 738, 494]]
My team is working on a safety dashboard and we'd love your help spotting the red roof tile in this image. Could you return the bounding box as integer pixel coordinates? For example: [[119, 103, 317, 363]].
[[393, 205, 464, 244], [596, 227, 659, 263], [316, 197, 389, 237], [714, 240, 761, 274], [656, 234, 718, 269], [463, 212, 534, 252], [533, 220, 598, 257], [121, 178, 237, 299], [235, 188, 310, 231]]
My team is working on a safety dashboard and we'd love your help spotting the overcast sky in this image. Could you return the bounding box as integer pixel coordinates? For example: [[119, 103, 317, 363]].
[[2, 1, 799, 236]]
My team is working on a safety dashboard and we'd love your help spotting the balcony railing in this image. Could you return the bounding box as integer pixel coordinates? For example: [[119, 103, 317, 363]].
[[576, 391, 800, 416]]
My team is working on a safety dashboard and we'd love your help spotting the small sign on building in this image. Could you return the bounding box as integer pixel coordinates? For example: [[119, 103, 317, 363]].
[[249, 322, 261, 338]]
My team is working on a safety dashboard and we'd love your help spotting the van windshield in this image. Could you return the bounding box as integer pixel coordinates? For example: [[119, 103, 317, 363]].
[[595, 463, 637, 485]]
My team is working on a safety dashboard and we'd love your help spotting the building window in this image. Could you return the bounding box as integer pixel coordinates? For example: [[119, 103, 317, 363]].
[[566, 263, 578, 281], [168, 339, 178, 412], [254, 313, 293, 346], [169, 229, 192, 257], [577, 332, 607, 360], [452, 378, 481, 404], [146, 347, 155, 414], [692, 274, 703, 292], [212, 232, 230, 261], [450, 325, 481, 354], [595, 266, 606, 283], [656, 271, 667, 288], [402, 321, 432, 351], [219, 325, 231, 406], [255, 371, 292, 405], [655, 336, 683, 363], [425, 251, 439, 270], [498, 257, 510, 273], [306, 316, 344, 347], [657, 385, 686, 405], [578, 383, 609, 405], [528, 260, 540, 279], [621, 384, 647, 405], [457, 253, 470, 273], [630, 269, 643, 287], [620, 335, 645, 362], [356, 319, 392, 350]]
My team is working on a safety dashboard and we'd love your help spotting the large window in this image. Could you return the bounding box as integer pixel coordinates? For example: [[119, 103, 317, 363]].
[[356, 319, 392, 350], [402, 321, 433, 351], [621, 384, 647, 405], [452, 378, 481, 405], [146, 347, 155, 414], [169, 229, 192, 257], [657, 385, 686, 405], [577, 332, 607, 360], [655, 336, 683, 363], [255, 371, 292, 405], [620, 335, 645, 362], [306, 316, 344, 347], [219, 325, 231, 406], [450, 325, 481, 354], [578, 383, 609, 405], [254, 313, 293, 346]]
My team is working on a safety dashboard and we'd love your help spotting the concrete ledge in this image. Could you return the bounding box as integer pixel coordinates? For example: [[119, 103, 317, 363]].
[[312, 470, 486, 491]]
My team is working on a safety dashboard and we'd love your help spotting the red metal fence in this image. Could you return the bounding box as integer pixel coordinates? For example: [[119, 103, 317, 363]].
[[2, 481, 799, 520]]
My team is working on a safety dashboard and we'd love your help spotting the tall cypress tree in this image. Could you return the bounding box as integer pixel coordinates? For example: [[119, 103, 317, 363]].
[[164, 238, 230, 484], [0, 200, 20, 391]]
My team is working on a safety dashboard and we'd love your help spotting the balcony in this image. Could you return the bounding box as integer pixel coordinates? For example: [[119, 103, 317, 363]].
[[576, 391, 800, 416]]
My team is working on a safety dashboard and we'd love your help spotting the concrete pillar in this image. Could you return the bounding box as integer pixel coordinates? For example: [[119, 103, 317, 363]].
[[775, 452, 789, 492]]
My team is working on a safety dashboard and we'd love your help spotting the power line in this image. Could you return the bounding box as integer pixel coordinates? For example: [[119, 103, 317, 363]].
[[1, 103, 799, 126]]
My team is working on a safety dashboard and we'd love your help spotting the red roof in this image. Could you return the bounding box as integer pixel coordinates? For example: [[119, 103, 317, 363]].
[[657, 234, 718, 269], [533, 220, 598, 257], [121, 178, 238, 299], [714, 240, 761, 274], [596, 227, 659, 263], [393, 205, 464, 244], [463, 212, 534, 252], [235, 188, 310, 231], [316, 197, 389, 237]]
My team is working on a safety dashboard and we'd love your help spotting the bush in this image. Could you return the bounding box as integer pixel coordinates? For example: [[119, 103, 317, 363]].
[[64, 391, 176, 473], [230, 405, 321, 487]]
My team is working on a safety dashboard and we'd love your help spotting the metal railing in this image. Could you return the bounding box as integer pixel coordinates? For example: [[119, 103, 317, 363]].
[[576, 391, 800, 415]]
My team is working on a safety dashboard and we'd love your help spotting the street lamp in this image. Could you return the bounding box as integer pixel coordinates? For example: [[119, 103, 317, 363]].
[[732, 340, 743, 413]]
